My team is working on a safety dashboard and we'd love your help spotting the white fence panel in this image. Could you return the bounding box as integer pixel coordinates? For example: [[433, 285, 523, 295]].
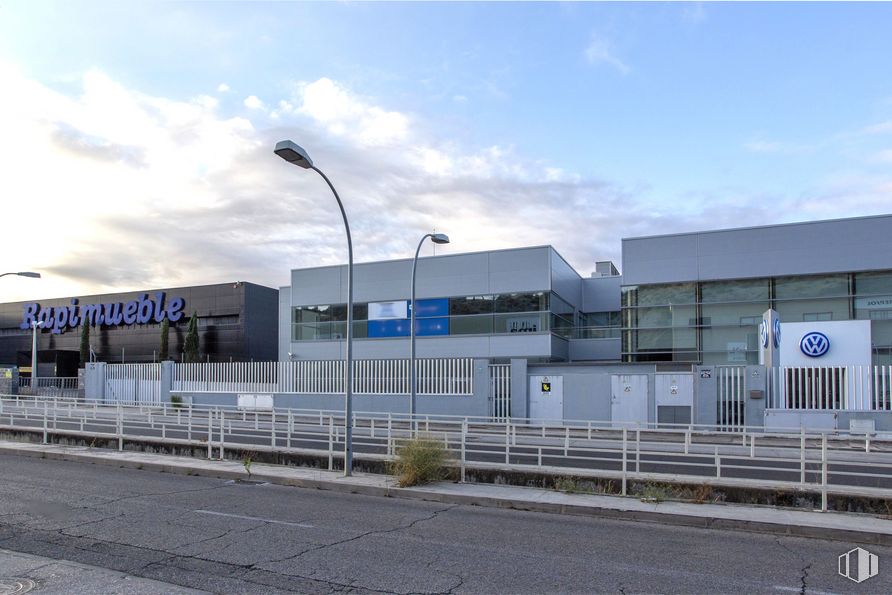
[[489, 364, 511, 421], [105, 364, 161, 405], [767, 366, 891, 411], [716, 366, 746, 431]]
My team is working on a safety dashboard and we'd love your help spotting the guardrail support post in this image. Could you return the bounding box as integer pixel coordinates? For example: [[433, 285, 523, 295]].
[[800, 428, 806, 485], [42, 401, 48, 444], [207, 409, 213, 460], [460, 419, 467, 483], [287, 410, 293, 449], [219, 409, 225, 461], [328, 416, 334, 471], [821, 434, 828, 512], [635, 427, 641, 473], [271, 409, 276, 448], [564, 426, 569, 457], [117, 403, 123, 451], [715, 446, 721, 478], [750, 434, 756, 458], [621, 428, 627, 496], [505, 423, 511, 464]]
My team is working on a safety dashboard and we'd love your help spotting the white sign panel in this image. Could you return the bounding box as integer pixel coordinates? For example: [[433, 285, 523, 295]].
[[778, 320, 872, 367], [368, 301, 408, 320]]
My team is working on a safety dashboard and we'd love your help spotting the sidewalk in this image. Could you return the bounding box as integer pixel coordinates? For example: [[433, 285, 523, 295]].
[[0, 548, 205, 595], [2, 440, 890, 547]]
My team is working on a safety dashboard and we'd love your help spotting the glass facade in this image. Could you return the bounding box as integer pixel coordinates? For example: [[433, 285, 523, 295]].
[[622, 270, 892, 365], [291, 291, 558, 342]]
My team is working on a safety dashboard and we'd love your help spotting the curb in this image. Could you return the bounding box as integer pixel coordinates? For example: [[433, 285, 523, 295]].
[[2, 443, 890, 547]]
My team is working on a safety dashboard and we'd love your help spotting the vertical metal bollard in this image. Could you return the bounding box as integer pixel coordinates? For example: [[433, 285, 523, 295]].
[[43, 401, 48, 444], [715, 446, 721, 478], [187, 406, 193, 442], [821, 433, 828, 512], [684, 429, 690, 455], [564, 426, 569, 457], [635, 428, 641, 473], [505, 423, 511, 464], [460, 419, 467, 483], [287, 410, 293, 449], [621, 428, 627, 496], [750, 434, 756, 458], [207, 409, 213, 460]]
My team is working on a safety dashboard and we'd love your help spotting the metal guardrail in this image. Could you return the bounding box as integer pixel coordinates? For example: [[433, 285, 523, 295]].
[[1, 395, 890, 511]]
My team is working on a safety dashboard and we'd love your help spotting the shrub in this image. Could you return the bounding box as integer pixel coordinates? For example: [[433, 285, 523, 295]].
[[389, 435, 453, 487], [170, 394, 183, 409]]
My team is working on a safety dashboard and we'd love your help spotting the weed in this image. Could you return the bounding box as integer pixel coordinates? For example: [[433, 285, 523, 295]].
[[691, 484, 713, 504], [388, 434, 453, 487], [639, 483, 672, 503], [242, 452, 255, 477], [554, 477, 579, 493], [170, 394, 183, 409]]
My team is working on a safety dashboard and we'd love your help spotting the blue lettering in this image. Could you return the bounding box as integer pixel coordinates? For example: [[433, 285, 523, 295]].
[[122, 301, 138, 325], [103, 303, 123, 325], [81, 303, 102, 326], [167, 297, 185, 322], [136, 293, 154, 324], [38, 307, 54, 329], [19, 303, 39, 330], [152, 292, 167, 322], [68, 299, 79, 327], [52, 307, 69, 334]]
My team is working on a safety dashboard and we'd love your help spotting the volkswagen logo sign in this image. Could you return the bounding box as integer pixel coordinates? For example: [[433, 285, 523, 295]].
[[773, 318, 782, 349], [759, 321, 769, 348], [799, 332, 830, 358]]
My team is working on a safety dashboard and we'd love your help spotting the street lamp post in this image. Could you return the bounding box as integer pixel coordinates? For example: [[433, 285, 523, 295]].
[[30, 320, 44, 388], [274, 140, 356, 477], [410, 233, 450, 424]]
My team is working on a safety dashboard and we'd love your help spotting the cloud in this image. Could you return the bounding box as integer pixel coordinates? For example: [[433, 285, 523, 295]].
[[217, 83, 230, 93], [1, 60, 890, 304], [864, 120, 892, 135], [243, 95, 264, 110], [583, 34, 630, 75]]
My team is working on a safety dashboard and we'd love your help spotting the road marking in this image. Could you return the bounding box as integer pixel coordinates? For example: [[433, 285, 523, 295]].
[[773, 586, 837, 595], [193, 509, 314, 528]]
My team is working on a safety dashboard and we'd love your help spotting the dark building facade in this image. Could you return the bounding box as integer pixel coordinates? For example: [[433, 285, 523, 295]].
[[0, 282, 278, 375]]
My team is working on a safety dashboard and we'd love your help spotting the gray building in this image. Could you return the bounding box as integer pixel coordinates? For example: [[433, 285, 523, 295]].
[[279, 246, 622, 364], [621, 214, 892, 365]]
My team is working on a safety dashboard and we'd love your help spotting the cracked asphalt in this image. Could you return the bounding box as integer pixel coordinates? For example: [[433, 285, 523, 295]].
[[1, 453, 890, 594]]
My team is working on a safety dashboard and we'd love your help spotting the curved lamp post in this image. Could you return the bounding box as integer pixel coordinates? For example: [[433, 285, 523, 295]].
[[0, 272, 41, 279], [274, 140, 356, 477], [410, 233, 450, 424]]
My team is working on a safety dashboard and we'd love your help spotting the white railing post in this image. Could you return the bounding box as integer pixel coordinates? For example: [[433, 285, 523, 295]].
[[821, 434, 828, 512], [635, 426, 641, 473], [117, 403, 123, 451], [800, 427, 806, 485], [271, 409, 276, 448], [505, 423, 511, 464], [460, 419, 467, 483], [207, 409, 213, 460], [219, 409, 225, 461], [42, 401, 48, 444], [715, 446, 721, 478], [287, 409, 293, 449], [328, 416, 334, 471], [621, 428, 627, 496]]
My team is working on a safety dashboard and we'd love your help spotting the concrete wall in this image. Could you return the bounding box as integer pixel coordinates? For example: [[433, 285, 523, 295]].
[[622, 214, 892, 286]]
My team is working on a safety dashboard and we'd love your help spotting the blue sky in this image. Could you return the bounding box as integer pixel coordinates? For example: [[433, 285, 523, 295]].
[[1, 1, 891, 301]]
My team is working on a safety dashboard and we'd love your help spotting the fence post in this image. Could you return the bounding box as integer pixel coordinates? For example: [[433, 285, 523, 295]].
[[684, 429, 690, 455], [715, 446, 721, 478], [328, 416, 334, 471], [821, 433, 828, 512], [460, 419, 467, 483], [207, 409, 213, 460], [219, 409, 225, 461], [800, 427, 806, 485], [42, 401, 48, 444], [287, 409, 293, 449], [621, 428, 627, 496], [505, 423, 511, 464], [635, 427, 641, 473], [187, 405, 193, 442], [271, 409, 276, 448], [564, 426, 569, 457]]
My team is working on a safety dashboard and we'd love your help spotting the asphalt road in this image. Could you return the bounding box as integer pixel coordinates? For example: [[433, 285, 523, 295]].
[[1, 453, 890, 594]]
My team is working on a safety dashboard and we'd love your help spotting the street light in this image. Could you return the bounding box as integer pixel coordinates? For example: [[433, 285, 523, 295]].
[[274, 139, 356, 477], [410, 233, 450, 424], [30, 320, 44, 388], [0, 271, 41, 279]]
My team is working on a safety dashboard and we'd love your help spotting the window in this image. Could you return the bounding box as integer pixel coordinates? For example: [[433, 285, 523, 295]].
[[803, 312, 832, 322]]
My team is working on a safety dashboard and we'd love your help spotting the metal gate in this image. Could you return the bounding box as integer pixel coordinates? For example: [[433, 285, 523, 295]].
[[716, 366, 745, 430], [105, 364, 162, 405], [489, 364, 511, 421]]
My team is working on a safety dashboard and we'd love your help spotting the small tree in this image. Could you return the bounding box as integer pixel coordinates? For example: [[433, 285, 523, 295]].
[[159, 318, 170, 360], [79, 322, 90, 366], [184, 312, 200, 363]]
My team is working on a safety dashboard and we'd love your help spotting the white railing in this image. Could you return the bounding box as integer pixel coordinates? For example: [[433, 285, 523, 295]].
[[171, 358, 474, 395], [2, 395, 891, 510], [767, 366, 892, 411]]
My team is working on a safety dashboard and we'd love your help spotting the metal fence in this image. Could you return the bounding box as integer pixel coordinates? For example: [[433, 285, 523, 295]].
[[105, 364, 162, 406], [170, 359, 474, 395], [767, 366, 892, 411], [717, 366, 746, 430], [1, 395, 890, 510], [489, 364, 511, 421]]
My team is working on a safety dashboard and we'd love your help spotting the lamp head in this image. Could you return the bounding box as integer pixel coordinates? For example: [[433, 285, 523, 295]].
[[274, 140, 314, 169], [18, 272, 40, 278], [430, 233, 450, 245]]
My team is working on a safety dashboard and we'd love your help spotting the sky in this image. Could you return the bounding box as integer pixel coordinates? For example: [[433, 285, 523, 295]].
[[1, 1, 891, 302]]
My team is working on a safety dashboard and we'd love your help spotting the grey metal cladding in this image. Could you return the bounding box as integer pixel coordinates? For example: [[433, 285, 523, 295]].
[[289, 246, 553, 306], [582, 275, 622, 312], [622, 214, 892, 285], [550, 249, 582, 306]]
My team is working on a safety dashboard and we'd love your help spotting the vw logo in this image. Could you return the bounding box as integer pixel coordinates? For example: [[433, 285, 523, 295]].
[[759, 321, 769, 348], [799, 332, 830, 357], [773, 318, 782, 348]]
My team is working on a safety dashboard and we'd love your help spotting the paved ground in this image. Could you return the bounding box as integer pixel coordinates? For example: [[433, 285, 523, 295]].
[[1, 453, 891, 594]]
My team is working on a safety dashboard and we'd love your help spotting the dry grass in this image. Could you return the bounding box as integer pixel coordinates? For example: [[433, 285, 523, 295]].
[[389, 435, 453, 487]]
